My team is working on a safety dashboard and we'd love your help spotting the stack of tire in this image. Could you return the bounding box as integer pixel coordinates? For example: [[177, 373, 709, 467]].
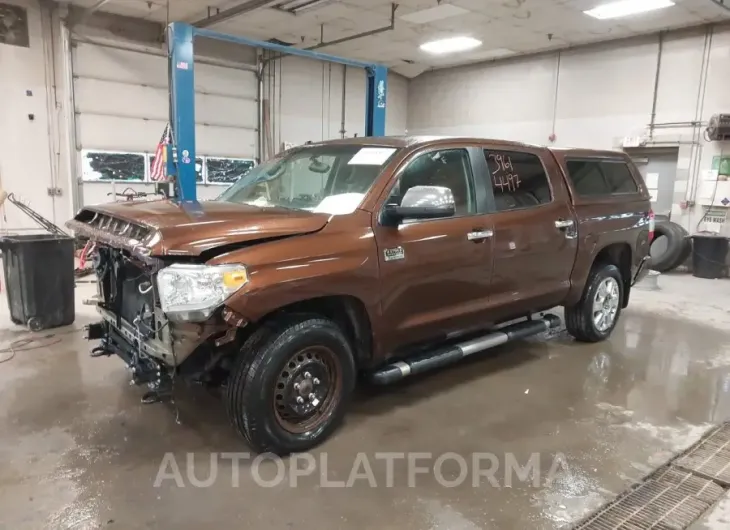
[[650, 218, 692, 273]]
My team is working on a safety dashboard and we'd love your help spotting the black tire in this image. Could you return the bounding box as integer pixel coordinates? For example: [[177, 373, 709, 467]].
[[675, 224, 693, 267], [565, 263, 623, 343], [225, 314, 356, 455], [650, 221, 687, 272], [666, 222, 692, 270]]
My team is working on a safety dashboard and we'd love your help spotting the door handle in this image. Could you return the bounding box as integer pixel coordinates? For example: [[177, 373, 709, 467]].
[[467, 230, 494, 241], [555, 219, 574, 229]]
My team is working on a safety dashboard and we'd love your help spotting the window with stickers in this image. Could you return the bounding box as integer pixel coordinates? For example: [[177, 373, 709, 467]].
[[483, 150, 552, 212], [218, 145, 399, 215]]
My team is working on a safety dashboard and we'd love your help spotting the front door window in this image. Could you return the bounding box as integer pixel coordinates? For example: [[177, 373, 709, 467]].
[[385, 149, 477, 218]]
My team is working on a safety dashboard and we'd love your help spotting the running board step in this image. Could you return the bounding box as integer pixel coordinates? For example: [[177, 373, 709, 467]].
[[370, 314, 561, 385]]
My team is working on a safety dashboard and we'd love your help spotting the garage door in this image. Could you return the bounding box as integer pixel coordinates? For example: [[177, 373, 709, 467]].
[[72, 40, 258, 205]]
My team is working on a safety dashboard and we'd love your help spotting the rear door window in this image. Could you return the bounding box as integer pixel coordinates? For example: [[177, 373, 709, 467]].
[[483, 150, 552, 211], [601, 161, 638, 193], [566, 159, 638, 196]]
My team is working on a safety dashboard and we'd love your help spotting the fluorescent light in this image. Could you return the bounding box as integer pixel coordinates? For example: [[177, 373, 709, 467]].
[[420, 36, 482, 55], [584, 0, 675, 20]]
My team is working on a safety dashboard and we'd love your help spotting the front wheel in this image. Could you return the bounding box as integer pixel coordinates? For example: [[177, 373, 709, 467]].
[[225, 315, 356, 455], [565, 263, 623, 343]]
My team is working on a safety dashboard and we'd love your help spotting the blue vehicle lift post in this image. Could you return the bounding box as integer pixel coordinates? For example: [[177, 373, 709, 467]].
[[166, 21, 388, 202]]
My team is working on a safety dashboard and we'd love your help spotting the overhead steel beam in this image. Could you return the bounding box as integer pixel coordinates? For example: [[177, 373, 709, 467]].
[[260, 3, 396, 65], [191, 0, 279, 28], [273, 0, 336, 14], [306, 3, 397, 51], [66, 0, 114, 29], [708, 0, 730, 12], [193, 25, 375, 68]]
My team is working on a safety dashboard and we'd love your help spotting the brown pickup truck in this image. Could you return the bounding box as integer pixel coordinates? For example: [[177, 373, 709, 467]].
[[68, 136, 653, 455]]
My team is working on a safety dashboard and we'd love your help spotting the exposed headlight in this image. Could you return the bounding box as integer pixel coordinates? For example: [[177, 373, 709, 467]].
[[156, 263, 248, 320]]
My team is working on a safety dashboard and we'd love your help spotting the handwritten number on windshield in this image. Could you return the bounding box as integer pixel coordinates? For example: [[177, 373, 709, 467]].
[[488, 153, 521, 193]]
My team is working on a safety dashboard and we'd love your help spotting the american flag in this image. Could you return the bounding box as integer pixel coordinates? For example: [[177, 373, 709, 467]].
[[150, 124, 171, 181]]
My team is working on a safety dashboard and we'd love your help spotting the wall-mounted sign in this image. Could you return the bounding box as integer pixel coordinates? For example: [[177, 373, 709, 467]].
[[712, 156, 730, 176]]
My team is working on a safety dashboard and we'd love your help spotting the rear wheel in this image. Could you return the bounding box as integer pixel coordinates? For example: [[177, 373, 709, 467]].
[[565, 263, 623, 343], [225, 315, 356, 455]]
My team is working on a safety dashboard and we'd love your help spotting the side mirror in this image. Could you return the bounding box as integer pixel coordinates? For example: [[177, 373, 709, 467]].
[[384, 185, 456, 224]]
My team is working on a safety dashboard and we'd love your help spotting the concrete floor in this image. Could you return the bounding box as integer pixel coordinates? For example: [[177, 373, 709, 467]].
[[1, 274, 730, 530]]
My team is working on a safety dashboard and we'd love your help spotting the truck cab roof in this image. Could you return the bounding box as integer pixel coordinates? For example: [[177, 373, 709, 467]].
[[304, 136, 630, 160]]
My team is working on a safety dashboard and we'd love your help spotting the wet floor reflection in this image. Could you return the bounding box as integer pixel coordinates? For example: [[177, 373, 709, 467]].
[[580, 308, 730, 426], [1, 306, 729, 529]]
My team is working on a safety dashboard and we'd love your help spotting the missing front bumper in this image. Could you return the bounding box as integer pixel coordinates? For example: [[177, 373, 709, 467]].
[[96, 307, 175, 364], [87, 320, 163, 385], [88, 304, 231, 369]]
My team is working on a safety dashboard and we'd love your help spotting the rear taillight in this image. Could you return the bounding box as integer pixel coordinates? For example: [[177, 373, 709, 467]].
[[648, 209, 655, 242]]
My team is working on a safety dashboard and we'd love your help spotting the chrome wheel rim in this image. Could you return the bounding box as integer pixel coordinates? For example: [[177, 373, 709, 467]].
[[593, 277, 620, 332]]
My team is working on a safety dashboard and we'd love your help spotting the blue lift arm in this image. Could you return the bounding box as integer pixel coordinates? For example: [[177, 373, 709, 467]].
[[166, 22, 388, 202]]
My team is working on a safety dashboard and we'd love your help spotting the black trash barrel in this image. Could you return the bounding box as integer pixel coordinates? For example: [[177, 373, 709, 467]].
[[691, 233, 729, 279], [0, 234, 75, 330]]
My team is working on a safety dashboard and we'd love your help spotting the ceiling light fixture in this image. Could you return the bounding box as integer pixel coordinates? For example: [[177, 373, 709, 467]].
[[420, 36, 482, 55], [584, 0, 675, 20]]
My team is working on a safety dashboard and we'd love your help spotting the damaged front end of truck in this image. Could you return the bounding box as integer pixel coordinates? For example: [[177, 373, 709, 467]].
[[66, 200, 330, 403]]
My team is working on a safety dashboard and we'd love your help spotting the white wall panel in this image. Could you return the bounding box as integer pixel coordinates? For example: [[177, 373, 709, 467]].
[[72, 39, 259, 208], [344, 66, 367, 138], [75, 77, 255, 129], [195, 62, 257, 97], [271, 56, 407, 149], [74, 78, 167, 122], [75, 114, 256, 157], [73, 43, 258, 97], [557, 41, 656, 119], [72, 42, 258, 156], [197, 127, 256, 158], [386, 73, 409, 136], [73, 43, 168, 86], [276, 56, 328, 146], [408, 28, 730, 150], [0, 0, 63, 230], [195, 93, 257, 129], [700, 28, 730, 122], [407, 55, 556, 144], [553, 40, 657, 147], [654, 29, 706, 123]]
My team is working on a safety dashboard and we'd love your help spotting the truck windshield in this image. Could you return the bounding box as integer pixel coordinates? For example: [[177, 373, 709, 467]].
[[217, 145, 399, 215]]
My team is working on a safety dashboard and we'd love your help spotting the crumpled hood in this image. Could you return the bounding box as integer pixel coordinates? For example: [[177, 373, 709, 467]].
[[70, 200, 331, 256]]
